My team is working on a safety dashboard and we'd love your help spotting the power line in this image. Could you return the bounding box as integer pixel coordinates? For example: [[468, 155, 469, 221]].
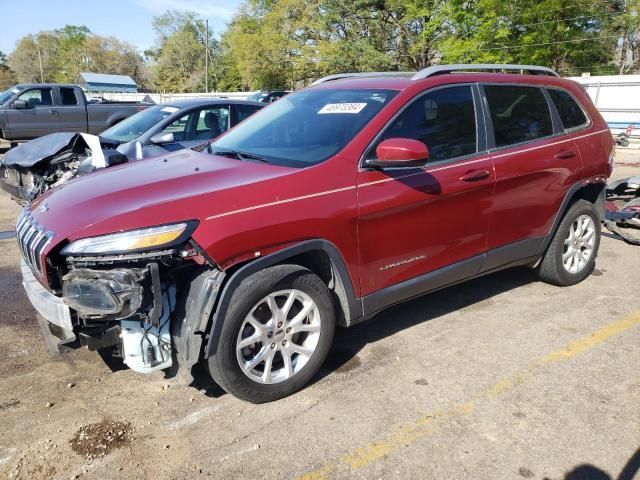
[[514, 12, 618, 28], [478, 34, 621, 51]]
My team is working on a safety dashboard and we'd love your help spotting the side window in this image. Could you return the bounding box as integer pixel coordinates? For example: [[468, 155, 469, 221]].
[[159, 113, 190, 142], [367, 86, 477, 163], [60, 88, 78, 106], [235, 105, 261, 123], [548, 89, 588, 130], [17, 88, 53, 108], [484, 86, 553, 148], [193, 106, 230, 140]]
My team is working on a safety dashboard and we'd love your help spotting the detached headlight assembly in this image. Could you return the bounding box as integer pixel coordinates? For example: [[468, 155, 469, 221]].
[[61, 222, 197, 256]]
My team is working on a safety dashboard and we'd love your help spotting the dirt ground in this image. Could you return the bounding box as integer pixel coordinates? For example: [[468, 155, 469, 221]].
[[0, 143, 638, 480]]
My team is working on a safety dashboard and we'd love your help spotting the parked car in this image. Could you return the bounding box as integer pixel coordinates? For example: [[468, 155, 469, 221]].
[[18, 64, 613, 403], [0, 84, 153, 143], [0, 99, 264, 203], [246, 90, 290, 103]]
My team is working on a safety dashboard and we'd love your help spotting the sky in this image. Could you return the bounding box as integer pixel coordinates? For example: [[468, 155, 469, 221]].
[[0, 0, 243, 54]]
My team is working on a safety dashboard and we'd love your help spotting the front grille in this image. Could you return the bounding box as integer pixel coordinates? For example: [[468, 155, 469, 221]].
[[16, 210, 54, 278]]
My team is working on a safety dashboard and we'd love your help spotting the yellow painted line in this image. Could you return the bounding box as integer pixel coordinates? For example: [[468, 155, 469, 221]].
[[539, 312, 640, 364], [294, 311, 640, 480]]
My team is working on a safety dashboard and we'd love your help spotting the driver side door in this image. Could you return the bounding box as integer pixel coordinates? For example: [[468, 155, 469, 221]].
[[356, 85, 495, 308], [5, 88, 58, 139]]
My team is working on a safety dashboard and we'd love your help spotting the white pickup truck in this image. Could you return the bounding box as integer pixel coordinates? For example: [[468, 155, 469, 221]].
[[0, 83, 152, 143]]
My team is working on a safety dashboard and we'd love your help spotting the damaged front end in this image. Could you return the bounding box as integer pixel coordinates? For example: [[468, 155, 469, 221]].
[[22, 218, 223, 378], [1, 132, 126, 204]]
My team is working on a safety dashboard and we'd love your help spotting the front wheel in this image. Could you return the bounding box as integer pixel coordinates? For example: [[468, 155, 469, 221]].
[[537, 199, 601, 286], [207, 265, 335, 403]]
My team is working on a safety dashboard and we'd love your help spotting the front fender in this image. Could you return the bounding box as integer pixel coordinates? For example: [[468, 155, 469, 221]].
[[203, 239, 362, 358]]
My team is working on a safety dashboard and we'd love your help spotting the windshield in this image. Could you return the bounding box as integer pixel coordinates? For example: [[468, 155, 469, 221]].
[[0, 86, 23, 105], [212, 88, 398, 167], [100, 104, 180, 143]]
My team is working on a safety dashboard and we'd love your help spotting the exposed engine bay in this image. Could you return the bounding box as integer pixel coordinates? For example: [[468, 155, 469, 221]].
[[0, 132, 126, 204]]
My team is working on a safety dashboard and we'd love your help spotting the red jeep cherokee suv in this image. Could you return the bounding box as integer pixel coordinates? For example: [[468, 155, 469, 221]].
[[18, 64, 613, 402]]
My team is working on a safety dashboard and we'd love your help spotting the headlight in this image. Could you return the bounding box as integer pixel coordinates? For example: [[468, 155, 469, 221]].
[[61, 222, 197, 255]]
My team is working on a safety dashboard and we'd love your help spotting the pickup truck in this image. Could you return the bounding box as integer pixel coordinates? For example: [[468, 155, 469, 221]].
[[0, 84, 152, 143]]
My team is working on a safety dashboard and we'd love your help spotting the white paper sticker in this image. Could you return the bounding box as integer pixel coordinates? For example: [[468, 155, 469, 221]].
[[318, 103, 367, 114], [11, 88, 20, 94], [161, 106, 179, 113]]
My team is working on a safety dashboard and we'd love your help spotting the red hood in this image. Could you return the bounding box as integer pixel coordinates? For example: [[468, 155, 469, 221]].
[[30, 150, 293, 250]]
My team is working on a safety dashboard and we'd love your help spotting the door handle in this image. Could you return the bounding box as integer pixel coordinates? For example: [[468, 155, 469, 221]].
[[460, 169, 491, 182], [49, 109, 59, 115], [554, 150, 576, 160]]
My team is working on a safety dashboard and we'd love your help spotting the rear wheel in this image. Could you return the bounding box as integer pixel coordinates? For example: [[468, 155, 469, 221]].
[[207, 265, 335, 403], [537, 200, 600, 286]]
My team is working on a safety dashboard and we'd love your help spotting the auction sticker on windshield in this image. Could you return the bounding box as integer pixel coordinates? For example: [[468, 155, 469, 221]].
[[318, 103, 367, 114], [161, 106, 179, 113]]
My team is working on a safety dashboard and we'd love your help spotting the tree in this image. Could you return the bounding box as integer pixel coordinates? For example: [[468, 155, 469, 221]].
[[0, 51, 17, 90], [148, 10, 216, 92]]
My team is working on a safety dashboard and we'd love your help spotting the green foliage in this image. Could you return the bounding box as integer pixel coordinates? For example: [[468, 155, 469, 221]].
[[8, 26, 146, 86], [5, 1, 640, 92], [0, 50, 16, 90]]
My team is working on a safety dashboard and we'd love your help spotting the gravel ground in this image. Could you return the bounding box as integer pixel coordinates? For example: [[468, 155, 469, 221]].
[[0, 146, 638, 480]]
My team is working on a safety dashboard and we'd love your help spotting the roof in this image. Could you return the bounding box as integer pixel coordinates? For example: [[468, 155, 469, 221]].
[[79, 73, 137, 86]]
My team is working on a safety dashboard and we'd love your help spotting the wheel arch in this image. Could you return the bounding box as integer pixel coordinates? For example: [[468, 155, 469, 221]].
[[203, 239, 362, 358], [541, 180, 606, 253]]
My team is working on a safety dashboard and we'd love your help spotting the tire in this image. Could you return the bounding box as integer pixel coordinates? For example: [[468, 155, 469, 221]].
[[537, 199, 601, 286], [207, 264, 335, 403]]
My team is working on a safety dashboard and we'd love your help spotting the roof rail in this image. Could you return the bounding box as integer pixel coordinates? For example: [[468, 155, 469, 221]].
[[310, 71, 415, 86], [412, 64, 560, 80]]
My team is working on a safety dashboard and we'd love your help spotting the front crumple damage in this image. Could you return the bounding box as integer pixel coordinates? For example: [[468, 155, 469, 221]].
[[1, 132, 126, 203], [28, 237, 224, 377]]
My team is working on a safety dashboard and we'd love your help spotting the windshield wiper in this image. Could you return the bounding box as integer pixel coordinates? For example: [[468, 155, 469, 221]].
[[212, 150, 269, 163]]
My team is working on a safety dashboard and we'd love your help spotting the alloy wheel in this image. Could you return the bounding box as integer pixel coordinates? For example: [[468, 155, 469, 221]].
[[235, 289, 322, 384]]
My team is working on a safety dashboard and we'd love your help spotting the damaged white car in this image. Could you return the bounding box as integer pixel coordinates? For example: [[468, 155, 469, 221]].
[[0, 99, 263, 203]]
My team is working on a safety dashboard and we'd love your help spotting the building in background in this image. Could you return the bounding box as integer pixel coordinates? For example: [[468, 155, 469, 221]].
[[569, 75, 640, 138], [77, 73, 138, 93]]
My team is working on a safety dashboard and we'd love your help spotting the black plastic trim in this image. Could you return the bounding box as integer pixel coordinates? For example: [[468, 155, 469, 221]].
[[203, 239, 362, 358], [362, 255, 483, 319]]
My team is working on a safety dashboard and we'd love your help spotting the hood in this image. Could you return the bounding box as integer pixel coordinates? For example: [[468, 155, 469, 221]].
[[2, 132, 106, 168], [3, 133, 79, 167], [30, 149, 293, 248]]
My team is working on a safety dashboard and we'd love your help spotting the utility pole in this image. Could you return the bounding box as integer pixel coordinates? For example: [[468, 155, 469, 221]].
[[205, 19, 209, 93], [36, 42, 44, 83]]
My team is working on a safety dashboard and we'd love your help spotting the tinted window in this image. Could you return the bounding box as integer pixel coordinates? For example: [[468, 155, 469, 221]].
[[17, 88, 53, 107], [548, 89, 588, 130], [60, 87, 78, 105], [193, 106, 229, 140], [485, 86, 553, 148], [367, 86, 477, 163], [212, 89, 397, 167], [236, 105, 262, 123]]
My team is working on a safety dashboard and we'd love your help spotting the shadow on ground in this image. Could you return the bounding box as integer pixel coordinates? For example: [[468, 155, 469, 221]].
[[190, 266, 539, 398], [560, 446, 640, 480]]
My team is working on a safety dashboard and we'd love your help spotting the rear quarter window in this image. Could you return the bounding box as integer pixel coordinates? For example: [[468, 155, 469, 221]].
[[547, 88, 589, 130], [484, 85, 553, 148]]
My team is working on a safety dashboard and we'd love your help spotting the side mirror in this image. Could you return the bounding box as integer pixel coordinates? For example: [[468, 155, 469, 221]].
[[13, 100, 27, 110], [149, 132, 174, 145], [367, 138, 429, 168]]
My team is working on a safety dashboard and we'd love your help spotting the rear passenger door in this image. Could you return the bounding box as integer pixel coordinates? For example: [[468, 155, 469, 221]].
[[357, 85, 495, 298], [55, 87, 88, 132], [482, 84, 583, 268]]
